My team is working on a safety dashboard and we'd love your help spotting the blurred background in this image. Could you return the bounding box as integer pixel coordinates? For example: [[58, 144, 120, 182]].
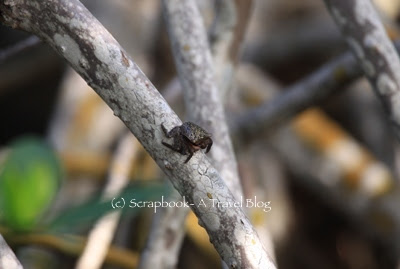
[[1, 0, 400, 268]]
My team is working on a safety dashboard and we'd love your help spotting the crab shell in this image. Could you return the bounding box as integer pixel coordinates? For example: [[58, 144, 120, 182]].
[[180, 122, 212, 145]]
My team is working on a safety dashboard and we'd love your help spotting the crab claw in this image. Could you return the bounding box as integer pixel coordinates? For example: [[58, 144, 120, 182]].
[[205, 140, 213, 153]]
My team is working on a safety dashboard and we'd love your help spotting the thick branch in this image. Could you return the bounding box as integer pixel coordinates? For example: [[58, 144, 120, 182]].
[[324, 0, 400, 141], [161, 1, 275, 268], [0, 0, 274, 268], [140, 1, 258, 268]]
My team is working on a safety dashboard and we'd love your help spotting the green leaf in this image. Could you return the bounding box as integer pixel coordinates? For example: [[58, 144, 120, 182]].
[[0, 136, 62, 231], [49, 181, 169, 232]]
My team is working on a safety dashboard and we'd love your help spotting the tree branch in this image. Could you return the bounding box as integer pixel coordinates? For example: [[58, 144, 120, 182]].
[[233, 40, 400, 141], [76, 134, 139, 269], [0, 35, 40, 63], [2, 231, 138, 268], [0, 0, 275, 267], [210, 0, 253, 97], [138, 190, 188, 269], [233, 51, 360, 139], [141, 1, 261, 268], [323, 0, 400, 141], [235, 63, 400, 261], [162, 0, 243, 202]]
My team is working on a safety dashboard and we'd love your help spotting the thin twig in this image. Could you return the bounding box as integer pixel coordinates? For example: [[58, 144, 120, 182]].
[[0, 1, 274, 268], [2, 231, 138, 268], [75, 134, 138, 269], [0, 35, 40, 63], [324, 0, 400, 141]]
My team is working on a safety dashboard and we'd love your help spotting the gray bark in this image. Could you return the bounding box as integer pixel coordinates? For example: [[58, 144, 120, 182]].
[[0, 0, 275, 268], [324, 0, 400, 141]]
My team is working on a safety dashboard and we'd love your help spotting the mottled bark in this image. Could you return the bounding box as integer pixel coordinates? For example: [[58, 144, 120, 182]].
[[324, 0, 400, 141], [140, 1, 262, 268], [0, 0, 275, 268], [162, 0, 243, 202], [161, 1, 276, 268]]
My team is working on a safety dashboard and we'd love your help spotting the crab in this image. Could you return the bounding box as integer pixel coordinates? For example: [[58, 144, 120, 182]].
[[161, 122, 213, 163]]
